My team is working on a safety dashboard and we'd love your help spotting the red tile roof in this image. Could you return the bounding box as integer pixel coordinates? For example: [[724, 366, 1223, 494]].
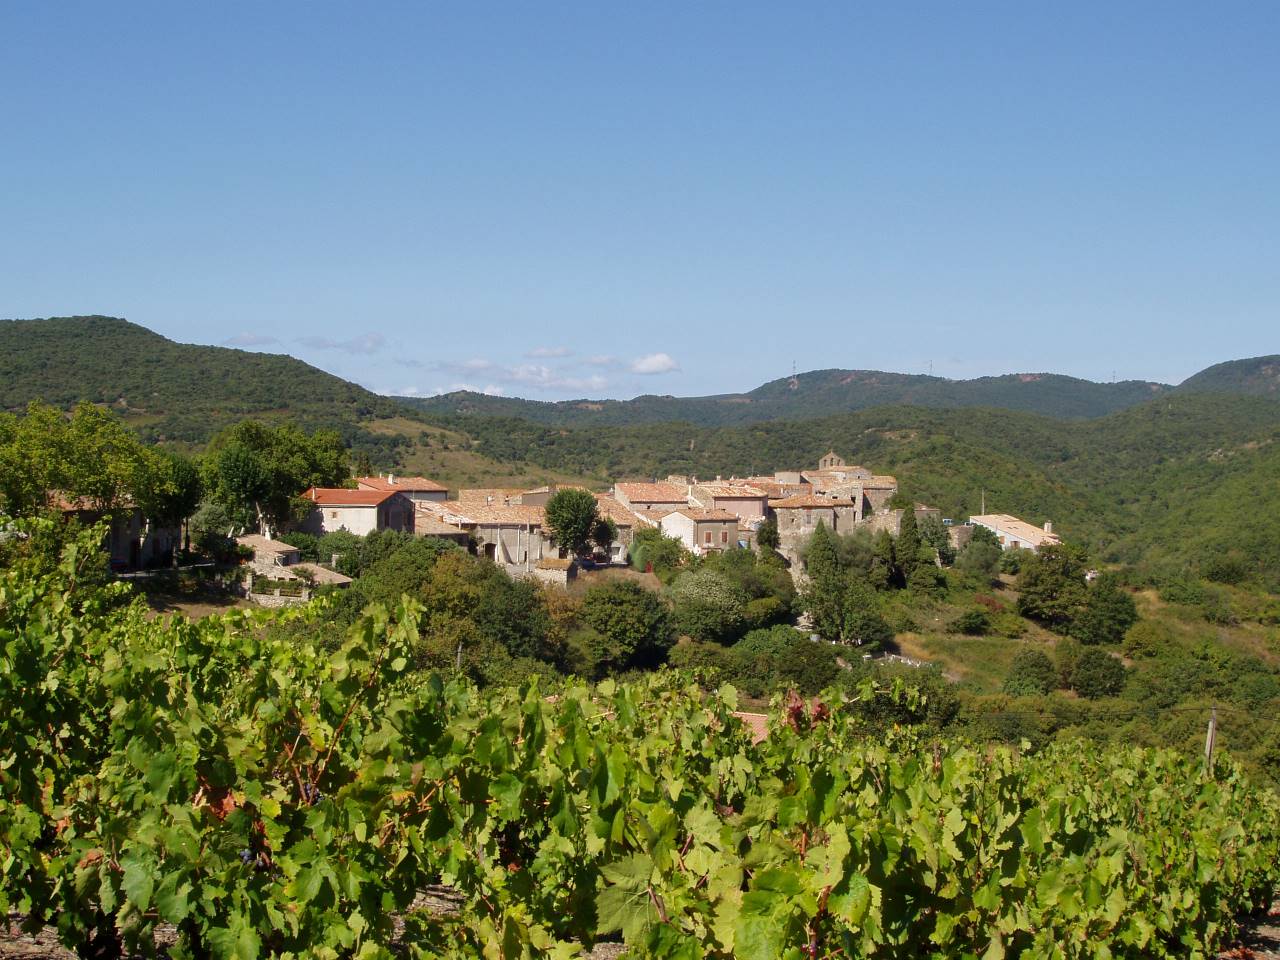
[[614, 482, 689, 503], [302, 487, 399, 506], [672, 507, 740, 522]]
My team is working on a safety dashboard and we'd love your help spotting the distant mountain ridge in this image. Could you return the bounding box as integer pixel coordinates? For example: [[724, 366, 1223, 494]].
[[405, 367, 1173, 425], [3, 316, 1274, 434]]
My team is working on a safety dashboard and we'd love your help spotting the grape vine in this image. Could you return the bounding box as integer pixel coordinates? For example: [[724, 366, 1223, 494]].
[[2, 520, 1277, 958]]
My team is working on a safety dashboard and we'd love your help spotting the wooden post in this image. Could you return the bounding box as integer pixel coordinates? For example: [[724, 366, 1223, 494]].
[[1204, 706, 1217, 777]]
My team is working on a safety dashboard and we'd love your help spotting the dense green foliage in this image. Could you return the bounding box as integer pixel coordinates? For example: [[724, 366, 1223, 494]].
[[3, 529, 1279, 958], [407, 368, 1174, 425], [0, 316, 416, 457], [435, 393, 1280, 586], [202, 420, 349, 533], [542, 487, 601, 556]]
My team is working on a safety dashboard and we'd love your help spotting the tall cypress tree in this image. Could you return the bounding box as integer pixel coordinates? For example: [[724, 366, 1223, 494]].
[[897, 507, 921, 584], [802, 522, 845, 639]]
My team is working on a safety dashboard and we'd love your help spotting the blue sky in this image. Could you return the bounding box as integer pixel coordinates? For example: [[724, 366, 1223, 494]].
[[3, 2, 1277, 400]]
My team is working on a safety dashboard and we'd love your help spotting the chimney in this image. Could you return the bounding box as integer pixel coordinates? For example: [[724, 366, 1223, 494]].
[[389, 473, 395, 485], [1043, 520, 1054, 534]]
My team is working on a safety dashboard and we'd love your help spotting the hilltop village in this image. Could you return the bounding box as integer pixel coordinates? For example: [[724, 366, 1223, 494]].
[[233, 451, 1059, 597]]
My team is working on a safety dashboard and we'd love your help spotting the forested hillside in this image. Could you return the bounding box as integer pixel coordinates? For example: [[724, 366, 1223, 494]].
[[432, 394, 1280, 583], [0, 316, 412, 445], [1177, 354, 1280, 397], [407, 368, 1170, 426]]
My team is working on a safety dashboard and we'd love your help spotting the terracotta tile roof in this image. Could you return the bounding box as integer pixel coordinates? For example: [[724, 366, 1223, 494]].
[[416, 501, 475, 525], [969, 514, 1061, 547], [746, 479, 811, 499], [768, 495, 859, 509], [465, 504, 546, 526], [415, 516, 469, 536], [357, 475, 447, 493], [695, 482, 767, 499], [457, 487, 525, 505], [303, 487, 398, 506], [614, 482, 689, 504], [732, 711, 770, 744], [236, 534, 299, 556], [594, 494, 650, 528], [672, 507, 740, 522], [291, 562, 353, 586]]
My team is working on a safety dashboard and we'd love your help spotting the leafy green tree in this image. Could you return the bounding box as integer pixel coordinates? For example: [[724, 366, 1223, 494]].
[[544, 488, 601, 556], [591, 516, 618, 555], [869, 530, 897, 590], [840, 581, 894, 650], [1071, 648, 1127, 698], [800, 523, 848, 639], [1003, 649, 1057, 696], [803, 521, 840, 582], [955, 533, 1002, 584], [0, 402, 171, 520], [1070, 574, 1139, 646], [756, 517, 779, 551], [918, 514, 955, 565], [139, 451, 203, 553], [670, 568, 750, 643], [202, 421, 348, 533], [725, 626, 840, 696], [629, 527, 689, 578], [1016, 544, 1089, 630], [578, 580, 673, 673]]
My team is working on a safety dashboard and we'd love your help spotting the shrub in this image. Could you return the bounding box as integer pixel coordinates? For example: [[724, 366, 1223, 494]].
[[1123, 620, 1171, 659], [949, 609, 991, 636], [1070, 575, 1138, 646], [579, 580, 673, 673], [1003, 649, 1057, 696], [1071, 649, 1127, 699]]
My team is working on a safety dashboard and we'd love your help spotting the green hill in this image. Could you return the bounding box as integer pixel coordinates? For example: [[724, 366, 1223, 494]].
[[0, 316, 412, 445], [1176, 354, 1280, 398], [406, 368, 1170, 426]]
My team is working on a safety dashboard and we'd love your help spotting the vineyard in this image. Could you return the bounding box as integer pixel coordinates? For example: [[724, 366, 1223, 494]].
[[3, 521, 1279, 959]]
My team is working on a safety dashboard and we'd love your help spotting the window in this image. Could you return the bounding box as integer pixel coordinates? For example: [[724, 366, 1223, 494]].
[[704, 530, 712, 544], [329, 510, 338, 519], [721, 530, 729, 543]]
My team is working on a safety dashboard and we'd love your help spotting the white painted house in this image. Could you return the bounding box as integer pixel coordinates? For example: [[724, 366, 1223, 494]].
[[659, 507, 740, 556], [968, 514, 1061, 552], [298, 488, 415, 536]]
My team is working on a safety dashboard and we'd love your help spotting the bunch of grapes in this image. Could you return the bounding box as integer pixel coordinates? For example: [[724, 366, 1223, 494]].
[[300, 782, 323, 806]]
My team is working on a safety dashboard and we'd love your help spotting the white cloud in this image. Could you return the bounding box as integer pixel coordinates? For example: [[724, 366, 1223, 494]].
[[585, 354, 621, 368], [460, 358, 494, 371], [297, 333, 386, 355], [630, 352, 680, 375], [223, 333, 280, 347], [526, 345, 572, 359]]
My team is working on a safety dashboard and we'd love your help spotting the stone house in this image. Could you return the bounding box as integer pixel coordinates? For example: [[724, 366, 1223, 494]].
[[968, 514, 1061, 552], [356, 475, 448, 503], [594, 493, 651, 563], [767, 494, 862, 562], [532, 557, 577, 587], [659, 507, 740, 556], [297, 488, 415, 536], [54, 495, 178, 570], [465, 503, 554, 574], [689, 481, 769, 522], [612, 481, 691, 516]]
